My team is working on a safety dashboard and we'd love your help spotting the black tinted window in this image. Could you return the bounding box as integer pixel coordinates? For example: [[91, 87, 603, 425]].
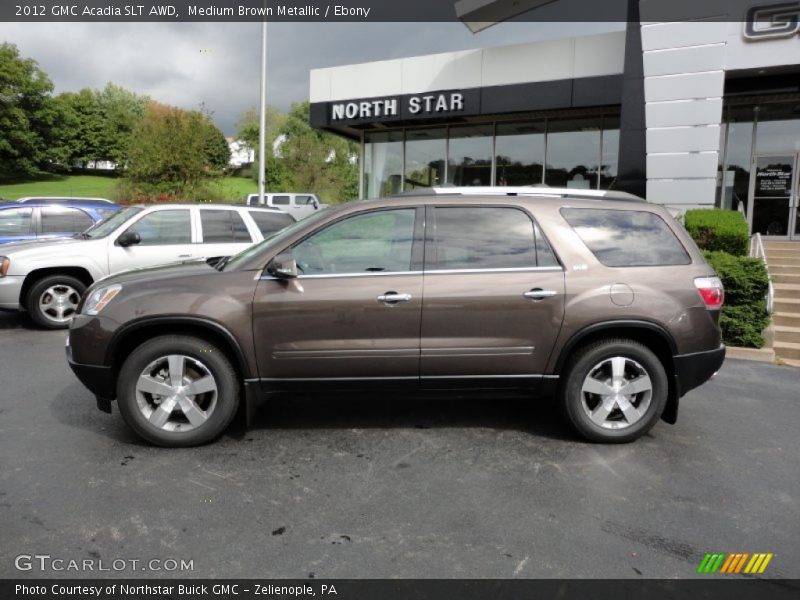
[[249, 210, 295, 236], [272, 195, 290, 206], [430, 207, 552, 270], [561, 208, 691, 267], [124, 210, 191, 246], [200, 210, 252, 243], [534, 222, 559, 267], [41, 207, 94, 234], [0, 208, 33, 235]]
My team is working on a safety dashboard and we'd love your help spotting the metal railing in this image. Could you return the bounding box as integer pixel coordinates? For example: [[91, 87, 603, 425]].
[[750, 232, 775, 315]]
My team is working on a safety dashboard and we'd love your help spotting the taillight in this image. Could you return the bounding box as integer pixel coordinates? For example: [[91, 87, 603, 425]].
[[694, 276, 724, 309]]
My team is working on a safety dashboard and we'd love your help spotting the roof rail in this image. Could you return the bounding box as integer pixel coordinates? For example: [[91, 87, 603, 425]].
[[395, 186, 645, 202]]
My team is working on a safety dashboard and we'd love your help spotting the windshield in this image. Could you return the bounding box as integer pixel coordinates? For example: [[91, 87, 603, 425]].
[[222, 208, 332, 271], [81, 206, 144, 239]]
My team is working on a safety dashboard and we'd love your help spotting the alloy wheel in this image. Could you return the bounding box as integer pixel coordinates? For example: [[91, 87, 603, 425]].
[[135, 354, 218, 432], [580, 356, 653, 430], [38, 284, 80, 324]]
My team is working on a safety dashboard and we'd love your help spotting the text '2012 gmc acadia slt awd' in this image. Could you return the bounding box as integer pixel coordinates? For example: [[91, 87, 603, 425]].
[[66, 188, 726, 447]]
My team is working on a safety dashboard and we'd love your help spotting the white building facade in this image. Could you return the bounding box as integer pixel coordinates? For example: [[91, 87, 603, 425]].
[[310, 4, 800, 239]]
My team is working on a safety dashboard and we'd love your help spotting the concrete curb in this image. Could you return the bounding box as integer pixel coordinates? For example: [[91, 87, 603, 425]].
[[725, 346, 776, 363]]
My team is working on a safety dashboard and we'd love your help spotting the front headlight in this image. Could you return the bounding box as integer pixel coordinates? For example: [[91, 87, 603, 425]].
[[0, 257, 9, 278], [83, 284, 122, 315]]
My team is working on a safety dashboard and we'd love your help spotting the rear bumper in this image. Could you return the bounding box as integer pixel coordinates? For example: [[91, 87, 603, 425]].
[[674, 344, 726, 397]]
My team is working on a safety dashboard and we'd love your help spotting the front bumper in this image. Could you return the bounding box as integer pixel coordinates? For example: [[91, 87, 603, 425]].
[[674, 344, 726, 397], [0, 275, 23, 310], [65, 335, 115, 410]]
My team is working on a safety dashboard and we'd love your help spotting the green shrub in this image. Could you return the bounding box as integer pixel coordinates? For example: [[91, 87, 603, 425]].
[[685, 209, 749, 256], [704, 251, 770, 348]]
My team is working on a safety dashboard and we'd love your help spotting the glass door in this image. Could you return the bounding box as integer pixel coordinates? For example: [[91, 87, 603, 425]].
[[749, 154, 797, 239], [794, 157, 800, 240]]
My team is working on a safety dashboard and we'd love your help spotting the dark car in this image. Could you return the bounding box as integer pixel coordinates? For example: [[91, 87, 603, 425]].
[[0, 200, 120, 244], [66, 188, 725, 447]]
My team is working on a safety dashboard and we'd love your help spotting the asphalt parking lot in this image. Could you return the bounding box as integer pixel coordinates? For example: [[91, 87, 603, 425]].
[[0, 310, 798, 580]]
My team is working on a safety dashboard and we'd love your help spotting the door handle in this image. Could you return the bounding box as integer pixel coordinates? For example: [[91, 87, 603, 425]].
[[377, 292, 413, 304], [178, 254, 192, 258], [523, 288, 557, 301]]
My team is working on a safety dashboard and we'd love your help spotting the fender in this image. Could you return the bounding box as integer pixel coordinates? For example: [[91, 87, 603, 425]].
[[552, 319, 678, 373], [104, 315, 255, 380]]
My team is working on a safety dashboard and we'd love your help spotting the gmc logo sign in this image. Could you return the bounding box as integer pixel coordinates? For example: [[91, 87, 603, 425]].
[[744, 2, 800, 40]]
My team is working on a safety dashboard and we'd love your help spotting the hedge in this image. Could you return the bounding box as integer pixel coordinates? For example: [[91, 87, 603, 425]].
[[704, 251, 770, 348], [684, 209, 750, 256]]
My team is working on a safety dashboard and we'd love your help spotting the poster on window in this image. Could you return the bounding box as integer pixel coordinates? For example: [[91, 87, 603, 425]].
[[755, 158, 793, 197]]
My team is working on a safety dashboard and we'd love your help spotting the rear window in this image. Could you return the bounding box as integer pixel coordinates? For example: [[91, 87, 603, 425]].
[[41, 207, 94, 234], [561, 208, 691, 267], [249, 210, 295, 236]]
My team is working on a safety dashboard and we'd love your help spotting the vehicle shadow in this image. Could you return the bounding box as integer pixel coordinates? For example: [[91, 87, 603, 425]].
[[50, 382, 149, 446], [0, 311, 36, 330], [51, 381, 577, 445], [247, 391, 577, 442]]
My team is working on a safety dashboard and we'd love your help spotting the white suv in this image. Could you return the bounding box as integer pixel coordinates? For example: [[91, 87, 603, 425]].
[[244, 193, 325, 219], [0, 204, 295, 329]]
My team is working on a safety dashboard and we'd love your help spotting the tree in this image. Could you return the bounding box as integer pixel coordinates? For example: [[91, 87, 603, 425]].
[[120, 102, 230, 201], [50, 89, 103, 168], [95, 83, 148, 167], [0, 43, 57, 180], [236, 106, 289, 190], [198, 104, 231, 171], [235, 101, 359, 203]]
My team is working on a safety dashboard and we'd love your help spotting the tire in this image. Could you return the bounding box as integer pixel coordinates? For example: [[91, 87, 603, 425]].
[[26, 274, 86, 330], [559, 339, 668, 443], [116, 335, 240, 447]]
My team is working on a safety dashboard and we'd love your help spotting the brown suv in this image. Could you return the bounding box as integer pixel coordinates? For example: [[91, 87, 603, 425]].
[[66, 188, 725, 447]]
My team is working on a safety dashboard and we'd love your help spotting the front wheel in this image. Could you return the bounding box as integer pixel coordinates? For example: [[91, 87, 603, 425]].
[[559, 339, 668, 443], [117, 335, 240, 447], [26, 274, 86, 329]]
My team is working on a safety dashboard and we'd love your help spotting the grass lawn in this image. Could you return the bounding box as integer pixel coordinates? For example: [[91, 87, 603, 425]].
[[0, 174, 257, 203], [217, 176, 256, 202], [0, 174, 117, 200]]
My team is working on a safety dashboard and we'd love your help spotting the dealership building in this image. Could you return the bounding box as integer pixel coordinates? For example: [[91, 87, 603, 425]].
[[309, 11, 800, 239]]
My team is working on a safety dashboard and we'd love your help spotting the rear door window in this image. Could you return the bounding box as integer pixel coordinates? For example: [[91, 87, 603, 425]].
[[271, 195, 291, 206], [427, 206, 558, 270], [40, 207, 94, 234], [561, 208, 691, 267], [200, 210, 252, 243]]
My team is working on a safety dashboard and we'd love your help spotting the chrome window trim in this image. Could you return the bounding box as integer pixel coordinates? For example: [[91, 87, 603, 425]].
[[259, 265, 562, 281], [424, 266, 563, 275], [260, 270, 423, 281]]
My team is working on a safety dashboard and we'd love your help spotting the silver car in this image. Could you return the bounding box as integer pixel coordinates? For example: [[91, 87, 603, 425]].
[[0, 204, 294, 329]]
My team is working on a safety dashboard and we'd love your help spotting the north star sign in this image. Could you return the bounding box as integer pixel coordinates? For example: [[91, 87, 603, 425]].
[[331, 92, 467, 121]]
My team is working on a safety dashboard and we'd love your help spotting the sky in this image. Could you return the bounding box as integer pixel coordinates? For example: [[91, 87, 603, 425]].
[[0, 21, 624, 135]]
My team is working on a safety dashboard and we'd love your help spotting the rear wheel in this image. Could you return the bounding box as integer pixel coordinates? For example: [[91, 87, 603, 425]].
[[559, 339, 668, 443], [117, 335, 240, 447], [26, 274, 86, 329]]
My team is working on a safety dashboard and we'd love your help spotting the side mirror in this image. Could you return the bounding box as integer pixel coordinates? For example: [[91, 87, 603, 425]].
[[311, 198, 320, 209], [267, 251, 298, 279], [117, 231, 141, 247]]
